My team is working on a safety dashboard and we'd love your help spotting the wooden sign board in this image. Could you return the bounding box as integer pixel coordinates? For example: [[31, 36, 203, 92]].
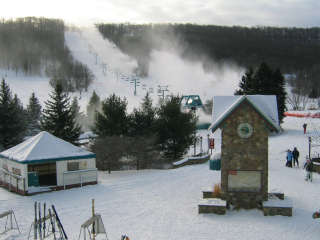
[[228, 170, 261, 192]]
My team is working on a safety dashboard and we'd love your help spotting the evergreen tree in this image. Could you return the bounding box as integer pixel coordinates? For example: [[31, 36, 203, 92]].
[[235, 68, 254, 95], [86, 91, 101, 126], [253, 62, 273, 94], [26, 92, 42, 136], [272, 68, 287, 123], [41, 83, 81, 144], [71, 96, 86, 131], [235, 62, 287, 123], [0, 79, 27, 149], [155, 95, 197, 161], [93, 93, 128, 137], [129, 93, 155, 136]]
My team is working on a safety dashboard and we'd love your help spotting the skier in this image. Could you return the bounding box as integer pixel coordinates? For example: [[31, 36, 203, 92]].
[[286, 150, 293, 168], [304, 158, 313, 182], [303, 123, 307, 134], [292, 147, 300, 167]]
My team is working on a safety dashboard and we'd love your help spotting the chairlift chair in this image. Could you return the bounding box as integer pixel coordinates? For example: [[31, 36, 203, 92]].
[[180, 95, 203, 110]]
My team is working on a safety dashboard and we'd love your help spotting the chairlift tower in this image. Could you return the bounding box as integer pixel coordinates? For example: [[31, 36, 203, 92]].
[[130, 76, 140, 96], [157, 85, 169, 100]]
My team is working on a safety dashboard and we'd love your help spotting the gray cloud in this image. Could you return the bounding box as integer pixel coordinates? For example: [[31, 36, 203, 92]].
[[2, 0, 319, 27]]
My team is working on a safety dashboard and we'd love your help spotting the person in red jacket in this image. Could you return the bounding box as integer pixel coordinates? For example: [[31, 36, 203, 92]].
[[303, 123, 307, 134]]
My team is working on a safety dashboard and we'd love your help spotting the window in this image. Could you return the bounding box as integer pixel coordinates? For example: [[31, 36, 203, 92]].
[[67, 162, 79, 171], [2, 163, 8, 171], [12, 167, 21, 176]]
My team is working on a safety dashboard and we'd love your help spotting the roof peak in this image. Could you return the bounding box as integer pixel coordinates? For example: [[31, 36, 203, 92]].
[[0, 131, 94, 163], [208, 95, 280, 133]]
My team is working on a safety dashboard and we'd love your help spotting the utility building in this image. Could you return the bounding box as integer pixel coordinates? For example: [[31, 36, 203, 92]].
[[0, 131, 97, 195]]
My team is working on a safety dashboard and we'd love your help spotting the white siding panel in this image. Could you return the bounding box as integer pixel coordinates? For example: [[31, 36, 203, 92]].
[[56, 158, 96, 186]]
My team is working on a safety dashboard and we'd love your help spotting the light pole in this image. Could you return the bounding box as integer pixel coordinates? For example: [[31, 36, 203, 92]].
[[207, 134, 210, 154], [309, 136, 312, 160]]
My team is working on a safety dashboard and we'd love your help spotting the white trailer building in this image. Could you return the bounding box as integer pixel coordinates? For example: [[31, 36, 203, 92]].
[[0, 131, 97, 195]]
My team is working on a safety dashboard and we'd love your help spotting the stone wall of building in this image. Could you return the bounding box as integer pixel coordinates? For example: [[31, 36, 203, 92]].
[[220, 101, 269, 208]]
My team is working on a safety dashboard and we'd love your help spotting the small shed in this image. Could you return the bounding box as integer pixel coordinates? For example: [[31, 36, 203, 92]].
[[208, 95, 280, 209], [0, 131, 97, 195]]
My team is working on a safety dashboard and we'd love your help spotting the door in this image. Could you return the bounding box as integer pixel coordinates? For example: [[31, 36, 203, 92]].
[[28, 172, 39, 187]]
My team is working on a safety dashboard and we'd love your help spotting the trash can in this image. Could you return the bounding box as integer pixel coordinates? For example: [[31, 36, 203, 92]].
[[209, 159, 221, 170]]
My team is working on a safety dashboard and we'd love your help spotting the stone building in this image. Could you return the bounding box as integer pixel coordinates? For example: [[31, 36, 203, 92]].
[[208, 95, 280, 209]]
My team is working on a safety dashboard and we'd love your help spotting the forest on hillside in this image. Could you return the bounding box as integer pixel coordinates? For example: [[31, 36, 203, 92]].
[[97, 23, 320, 94], [0, 17, 93, 92]]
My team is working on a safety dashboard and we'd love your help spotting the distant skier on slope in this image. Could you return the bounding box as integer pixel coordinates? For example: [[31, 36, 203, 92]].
[[304, 158, 313, 182], [286, 149, 293, 168], [303, 123, 307, 134], [292, 147, 300, 167]]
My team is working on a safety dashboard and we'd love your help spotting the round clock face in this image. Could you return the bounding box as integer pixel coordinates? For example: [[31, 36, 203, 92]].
[[237, 123, 253, 138]]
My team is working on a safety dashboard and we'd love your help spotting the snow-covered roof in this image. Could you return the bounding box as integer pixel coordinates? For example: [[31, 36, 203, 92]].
[[0, 131, 95, 164], [208, 95, 280, 133]]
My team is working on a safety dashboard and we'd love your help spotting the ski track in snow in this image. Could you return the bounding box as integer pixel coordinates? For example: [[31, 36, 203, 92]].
[[1, 117, 320, 239]]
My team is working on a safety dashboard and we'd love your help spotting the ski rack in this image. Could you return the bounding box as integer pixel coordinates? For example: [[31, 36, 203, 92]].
[[0, 209, 20, 235], [28, 202, 68, 240]]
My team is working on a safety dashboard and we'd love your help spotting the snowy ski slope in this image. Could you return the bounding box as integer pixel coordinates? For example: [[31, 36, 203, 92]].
[[1, 26, 243, 114]]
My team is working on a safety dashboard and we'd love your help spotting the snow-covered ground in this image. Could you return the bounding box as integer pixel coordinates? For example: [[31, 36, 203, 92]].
[[1, 25, 319, 239], [1, 116, 320, 240]]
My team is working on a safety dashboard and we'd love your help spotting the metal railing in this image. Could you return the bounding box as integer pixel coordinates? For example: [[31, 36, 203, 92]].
[[62, 168, 98, 190]]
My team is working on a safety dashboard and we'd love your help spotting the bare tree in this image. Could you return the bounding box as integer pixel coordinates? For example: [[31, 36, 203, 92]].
[[286, 87, 309, 110]]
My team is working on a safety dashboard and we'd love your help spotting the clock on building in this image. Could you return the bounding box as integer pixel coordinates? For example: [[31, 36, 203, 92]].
[[237, 123, 253, 138]]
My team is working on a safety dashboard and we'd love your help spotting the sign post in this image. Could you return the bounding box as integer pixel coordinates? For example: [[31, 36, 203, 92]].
[[309, 137, 312, 160], [209, 138, 214, 154]]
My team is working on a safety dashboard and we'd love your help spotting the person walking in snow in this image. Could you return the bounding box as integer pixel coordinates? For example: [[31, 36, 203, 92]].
[[286, 149, 293, 168], [303, 123, 307, 134], [292, 147, 300, 167], [304, 158, 313, 181]]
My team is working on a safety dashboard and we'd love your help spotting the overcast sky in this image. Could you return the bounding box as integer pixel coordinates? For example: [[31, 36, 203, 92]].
[[2, 0, 320, 27]]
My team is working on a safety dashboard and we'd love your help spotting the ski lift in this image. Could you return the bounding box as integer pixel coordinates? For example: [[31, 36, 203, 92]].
[[180, 95, 203, 110]]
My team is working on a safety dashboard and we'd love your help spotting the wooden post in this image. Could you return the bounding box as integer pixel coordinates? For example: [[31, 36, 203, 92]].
[[23, 178, 26, 194], [92, 199, 95, 240], [34, 202, 37, 240]]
